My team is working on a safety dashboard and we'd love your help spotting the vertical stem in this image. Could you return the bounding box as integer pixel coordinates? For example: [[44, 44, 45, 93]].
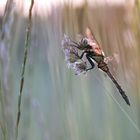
[[16, 0, 34, 139]]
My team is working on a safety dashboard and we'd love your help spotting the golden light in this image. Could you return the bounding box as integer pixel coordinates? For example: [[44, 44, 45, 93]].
[[0, 0, 7, 16], [0, 0, 134, 17]]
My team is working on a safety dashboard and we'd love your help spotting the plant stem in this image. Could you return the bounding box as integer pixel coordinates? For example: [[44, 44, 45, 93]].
[[16, 0, 34, 139]]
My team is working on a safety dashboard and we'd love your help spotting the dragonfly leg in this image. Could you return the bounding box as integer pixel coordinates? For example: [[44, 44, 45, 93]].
[[79, 51, 87, 59], [86, 54, 95, 71]]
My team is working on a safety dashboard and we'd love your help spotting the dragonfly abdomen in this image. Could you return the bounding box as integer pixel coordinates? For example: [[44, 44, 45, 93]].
[[106, 71, 130, 106], [97, 61, 130, 106]]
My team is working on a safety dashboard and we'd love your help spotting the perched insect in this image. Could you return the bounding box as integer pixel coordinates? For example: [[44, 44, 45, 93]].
[[63, 27, 130, 106]]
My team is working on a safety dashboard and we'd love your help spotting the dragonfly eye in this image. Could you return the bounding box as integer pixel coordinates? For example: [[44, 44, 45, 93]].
[[81, 38, 88, 47]]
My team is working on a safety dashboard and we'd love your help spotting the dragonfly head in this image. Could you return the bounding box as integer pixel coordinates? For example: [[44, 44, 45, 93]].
[[79, 38, 91, 50]]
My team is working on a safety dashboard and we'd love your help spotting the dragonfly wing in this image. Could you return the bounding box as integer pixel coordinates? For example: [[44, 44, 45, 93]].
[[85, 27, 104, 56], [85, 27, 95, 40], [104, 53, 120, 76]]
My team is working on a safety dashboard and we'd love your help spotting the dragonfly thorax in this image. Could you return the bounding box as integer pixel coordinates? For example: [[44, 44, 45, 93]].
[[90, 53, 104, 63]]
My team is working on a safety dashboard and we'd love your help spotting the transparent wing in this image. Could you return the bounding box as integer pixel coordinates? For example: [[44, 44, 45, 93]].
[[104, 53, 120, 76], [85, 27, 104, 56]]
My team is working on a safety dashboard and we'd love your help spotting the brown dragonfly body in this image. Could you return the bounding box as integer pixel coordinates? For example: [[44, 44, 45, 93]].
[[71, 27, 130, 105]]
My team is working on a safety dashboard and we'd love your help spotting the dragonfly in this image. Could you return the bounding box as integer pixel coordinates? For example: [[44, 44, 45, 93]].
[[67, 27, 130, 106]]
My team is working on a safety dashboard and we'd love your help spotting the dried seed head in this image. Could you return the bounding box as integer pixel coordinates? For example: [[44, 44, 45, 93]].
[[72, 61, 87, 75], [61, 34, 71, 50], [61, 34, 87, 75]]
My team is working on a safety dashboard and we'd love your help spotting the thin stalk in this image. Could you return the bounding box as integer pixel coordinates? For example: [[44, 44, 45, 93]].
[[16, 0, 34, 139], [94, 70, 140, 135]]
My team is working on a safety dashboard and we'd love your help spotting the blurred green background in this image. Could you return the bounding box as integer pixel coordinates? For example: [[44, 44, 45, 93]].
[[0, 0, 140, 140]]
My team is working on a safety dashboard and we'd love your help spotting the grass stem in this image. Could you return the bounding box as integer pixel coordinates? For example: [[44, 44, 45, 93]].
[[16, 0, 34, 139]]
